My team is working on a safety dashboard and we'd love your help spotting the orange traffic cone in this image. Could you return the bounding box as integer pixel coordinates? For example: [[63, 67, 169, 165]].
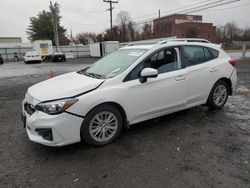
[[49, 69, 55, 78]]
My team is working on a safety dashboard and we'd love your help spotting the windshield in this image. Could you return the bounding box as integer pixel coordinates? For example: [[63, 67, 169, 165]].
[[79, 49, 146, 79]]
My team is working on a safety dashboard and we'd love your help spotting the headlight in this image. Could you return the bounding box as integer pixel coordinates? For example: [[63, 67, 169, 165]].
[[35, 98, 78, 115]]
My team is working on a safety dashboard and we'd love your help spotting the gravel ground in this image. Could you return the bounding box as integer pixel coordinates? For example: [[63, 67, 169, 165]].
[[0, 59, 250, 188]]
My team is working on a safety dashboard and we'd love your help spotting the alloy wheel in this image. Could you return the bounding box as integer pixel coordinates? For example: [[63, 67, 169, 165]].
[[213, 84, 228, 106], [89, 111, 118, 142]]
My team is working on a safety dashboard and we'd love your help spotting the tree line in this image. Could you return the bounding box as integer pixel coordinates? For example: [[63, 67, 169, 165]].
[[27, 2, 250, 46], [74, 11, 154, 45]]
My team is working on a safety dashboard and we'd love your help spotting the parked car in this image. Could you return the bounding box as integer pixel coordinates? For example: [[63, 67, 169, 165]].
[[0, 54, 3, 64], [24, 51, 42, 64], [50, 52, 66, 62], [21, 39, 237, 146]]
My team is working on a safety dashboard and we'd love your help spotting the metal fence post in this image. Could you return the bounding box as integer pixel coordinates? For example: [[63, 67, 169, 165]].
[[18, 46, 21, 60], [242, 43, 246, 61], [5, 48, 8, 61], [76, 45, 79, 58]]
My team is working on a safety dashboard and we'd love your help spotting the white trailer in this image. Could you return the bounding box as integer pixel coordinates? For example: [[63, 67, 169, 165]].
[[32, 40, 53, 59], [90, 41, 119, 57]]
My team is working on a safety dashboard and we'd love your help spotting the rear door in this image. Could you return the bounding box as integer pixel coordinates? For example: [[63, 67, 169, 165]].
[[182, 45, 219, 106]]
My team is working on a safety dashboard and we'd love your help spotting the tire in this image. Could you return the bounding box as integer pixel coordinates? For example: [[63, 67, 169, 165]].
[[207, 80, 229, 109], [81, 104, 123, 146]]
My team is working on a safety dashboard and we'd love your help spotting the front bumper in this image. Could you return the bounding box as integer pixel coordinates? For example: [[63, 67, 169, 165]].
[[22, 100, 83, 147], [25, 60, 41, 63]]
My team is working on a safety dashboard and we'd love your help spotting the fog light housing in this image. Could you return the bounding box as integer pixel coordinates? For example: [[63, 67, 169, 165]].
[[35, 128, 53, 141]]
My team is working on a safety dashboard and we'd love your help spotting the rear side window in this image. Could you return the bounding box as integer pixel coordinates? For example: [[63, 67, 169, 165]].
[[183, 46, 205, 67], [204, 47, 213, 61], [209, 48, 219, 58]]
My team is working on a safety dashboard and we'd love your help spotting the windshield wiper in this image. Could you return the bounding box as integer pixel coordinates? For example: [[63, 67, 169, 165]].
[[85, 72, 103, 79]]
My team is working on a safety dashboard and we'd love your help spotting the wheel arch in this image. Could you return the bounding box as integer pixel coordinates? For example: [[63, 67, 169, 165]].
[[84, 101, 129, 130], [206, 77, 232, 108], [217, 77, 232, 95]]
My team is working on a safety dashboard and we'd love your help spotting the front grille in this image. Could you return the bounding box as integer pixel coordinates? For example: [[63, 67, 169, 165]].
[[24, 102, 36, 115]]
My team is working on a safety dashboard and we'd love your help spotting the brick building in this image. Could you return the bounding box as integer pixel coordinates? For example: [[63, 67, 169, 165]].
[[153, 14, 218, 42]]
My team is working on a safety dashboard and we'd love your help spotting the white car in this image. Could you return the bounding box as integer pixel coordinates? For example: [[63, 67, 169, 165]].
[[24, 51, 42, 64], [21, 40, 237, 146]]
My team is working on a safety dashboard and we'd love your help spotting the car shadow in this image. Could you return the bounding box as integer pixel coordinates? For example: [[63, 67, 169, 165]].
[[32, 105, 220, 156]]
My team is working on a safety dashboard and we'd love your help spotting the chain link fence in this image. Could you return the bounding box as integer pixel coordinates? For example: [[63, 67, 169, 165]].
[[0, 41, 249, 62], [0, 45, 91, 62]]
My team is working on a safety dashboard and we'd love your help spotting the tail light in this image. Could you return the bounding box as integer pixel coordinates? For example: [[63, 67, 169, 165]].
[[228, 59, 236, 67]]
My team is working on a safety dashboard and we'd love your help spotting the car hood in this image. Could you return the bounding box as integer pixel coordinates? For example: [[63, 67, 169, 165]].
[[28, 72, 104, 103]]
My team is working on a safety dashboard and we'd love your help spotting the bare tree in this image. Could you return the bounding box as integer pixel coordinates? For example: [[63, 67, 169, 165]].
[[216, 26, 226, 42], [75, 32, 97, 45], [141, 23, 153, 40], [127, 21, 137, 41], [217, 22, 242, 42], [96, 33, 104, 42], [224, 22, 242, 41], [116, 11, 133, 42], [242, 27, 250, 41]]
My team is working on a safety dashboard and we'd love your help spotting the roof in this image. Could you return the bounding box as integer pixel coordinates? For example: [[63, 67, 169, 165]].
[[120, 38, 221, 51], [120, 45, 156, 50]]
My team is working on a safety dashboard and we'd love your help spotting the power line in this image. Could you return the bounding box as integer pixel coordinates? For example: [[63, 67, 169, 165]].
[[129, 0, 215, 21], [179, 0, 240, 14], [131, 0, 240, 26], [64, 0, 243, 37], [131, 0, 221, 24], [201, 2, 250, 11]]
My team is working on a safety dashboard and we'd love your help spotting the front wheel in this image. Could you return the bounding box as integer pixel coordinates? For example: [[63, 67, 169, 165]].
[[207, 80, 229, 109], [81, 104, 123, 146]]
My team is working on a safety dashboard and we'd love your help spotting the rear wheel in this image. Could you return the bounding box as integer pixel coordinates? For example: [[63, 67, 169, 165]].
[[207, 80, 229, 109], [81, 104, 123, 146]]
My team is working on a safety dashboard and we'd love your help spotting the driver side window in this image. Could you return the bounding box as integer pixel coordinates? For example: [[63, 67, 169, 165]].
[[125, 47, 180, 81]]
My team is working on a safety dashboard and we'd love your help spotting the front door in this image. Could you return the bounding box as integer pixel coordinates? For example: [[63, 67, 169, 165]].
[[122, 47, 188, 124]]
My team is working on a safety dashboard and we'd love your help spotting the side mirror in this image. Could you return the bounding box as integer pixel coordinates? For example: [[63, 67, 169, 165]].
[[140, 68, 158, 83]]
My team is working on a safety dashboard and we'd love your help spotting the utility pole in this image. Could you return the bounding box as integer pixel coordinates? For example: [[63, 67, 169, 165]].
[[103, 0, 118, 40], [50, 1, 59, 51]]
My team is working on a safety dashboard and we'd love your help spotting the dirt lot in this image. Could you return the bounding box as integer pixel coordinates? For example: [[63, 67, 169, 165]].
[[0, 60, 250, 188]]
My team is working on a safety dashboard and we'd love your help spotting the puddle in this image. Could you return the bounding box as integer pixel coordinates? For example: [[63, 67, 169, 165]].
[[235, 85, 250, 95], [225, 85, 250, 131]]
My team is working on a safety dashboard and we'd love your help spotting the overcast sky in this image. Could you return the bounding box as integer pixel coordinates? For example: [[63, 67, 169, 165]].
[[0, 0, 250, 42]]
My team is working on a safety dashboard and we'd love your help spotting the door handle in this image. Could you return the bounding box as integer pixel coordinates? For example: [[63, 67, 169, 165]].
[[209, 67, 218, 72], [175, 75, 186, 81]]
